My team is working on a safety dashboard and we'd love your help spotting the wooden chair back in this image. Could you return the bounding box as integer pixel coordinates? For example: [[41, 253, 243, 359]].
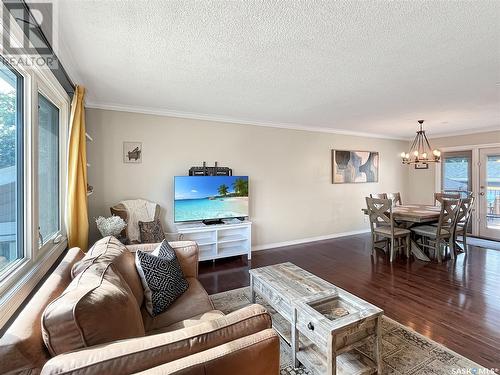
[[387, 192, 402, 206], [456, 197, 474, 229], [434, 192, 460, 205], [370, 193, 388, 199], [365, 197, 394, 233], [444, 190, 473, 199], [436, 198, 461, 235]]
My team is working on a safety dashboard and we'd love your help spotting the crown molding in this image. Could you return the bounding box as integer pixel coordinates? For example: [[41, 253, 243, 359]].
[[426, 125, 500, 140], [85, 101, 499, 142], [84, 101, 408, 141]]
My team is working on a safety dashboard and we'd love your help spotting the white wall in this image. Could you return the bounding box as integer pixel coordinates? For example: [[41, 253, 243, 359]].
[[86, 108, 410, 248], [407, 130, 500, 204]]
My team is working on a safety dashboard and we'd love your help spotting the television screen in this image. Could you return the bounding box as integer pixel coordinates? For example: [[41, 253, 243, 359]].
[[174, 176, 249, 222]]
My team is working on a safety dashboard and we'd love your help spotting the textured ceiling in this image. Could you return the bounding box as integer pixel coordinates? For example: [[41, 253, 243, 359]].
[[55, 0, 500, 138]]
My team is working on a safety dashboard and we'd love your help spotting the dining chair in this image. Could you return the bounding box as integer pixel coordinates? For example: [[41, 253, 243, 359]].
[[411, 198, 461, 263], [387, 192, 402, 206], [365, 197, 411, 262], [370, 193, 388, 199], [444, 190, 473, 199], [453, 197, 475, 254], [434, 192, 460, 206]]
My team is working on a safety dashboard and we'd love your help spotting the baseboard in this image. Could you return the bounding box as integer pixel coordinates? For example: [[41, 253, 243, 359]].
[[252, 229, 371, 252]]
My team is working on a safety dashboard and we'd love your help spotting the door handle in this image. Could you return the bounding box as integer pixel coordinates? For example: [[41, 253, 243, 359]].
[[479, 192, 485, 196]]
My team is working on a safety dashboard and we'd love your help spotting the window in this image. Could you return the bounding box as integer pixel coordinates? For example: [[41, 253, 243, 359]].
[[38, 94, 60, 246], [0, 60, 23, 276], [0, 8, 70, 329], [441, 151, 472, 197]]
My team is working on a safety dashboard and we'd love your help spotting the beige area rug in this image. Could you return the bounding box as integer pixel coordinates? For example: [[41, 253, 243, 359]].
[[210, 287, 487, 375]]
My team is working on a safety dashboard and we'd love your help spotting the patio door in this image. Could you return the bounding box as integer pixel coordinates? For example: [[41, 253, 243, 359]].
[[479, 148, 500, 240], [441, 151, 473, 232]]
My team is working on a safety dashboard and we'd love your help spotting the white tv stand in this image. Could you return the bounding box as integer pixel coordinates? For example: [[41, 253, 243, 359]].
[[176, 220, 252, 262]]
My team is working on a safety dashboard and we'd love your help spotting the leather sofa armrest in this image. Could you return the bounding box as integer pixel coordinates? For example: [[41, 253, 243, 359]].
[[133, 329, 280, 375], [126, 241, 199, 278], [41, 304, 271, 375]]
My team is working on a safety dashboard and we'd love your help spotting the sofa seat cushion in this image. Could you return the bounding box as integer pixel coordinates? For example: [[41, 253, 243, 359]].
[[72, 236, 144, 306], [42, 262, 145, 356], [142, 278, 214, 333], [147, 310, 225, 335]]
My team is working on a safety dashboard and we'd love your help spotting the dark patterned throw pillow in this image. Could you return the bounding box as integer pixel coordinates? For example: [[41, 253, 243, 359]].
[[135, 240, 189, 316], [138, 218, 166, 243]]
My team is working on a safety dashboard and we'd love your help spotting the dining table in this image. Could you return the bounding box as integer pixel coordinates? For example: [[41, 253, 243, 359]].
[[361, 204, 442, 262]]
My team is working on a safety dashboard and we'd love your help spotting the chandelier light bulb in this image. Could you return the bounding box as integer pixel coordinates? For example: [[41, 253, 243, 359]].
[[413, 150, 419, 157], [405, 153, 410, 159], [422, 152, 427, 159], [401, 152, 406, 158]]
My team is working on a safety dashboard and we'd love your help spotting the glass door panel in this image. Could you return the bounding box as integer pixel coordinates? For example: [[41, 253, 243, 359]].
[[479, 148, 500, 240], [441, 151, 472, 197]]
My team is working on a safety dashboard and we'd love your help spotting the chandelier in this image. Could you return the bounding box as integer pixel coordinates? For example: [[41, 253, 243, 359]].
[[401, 120, 441, 165]]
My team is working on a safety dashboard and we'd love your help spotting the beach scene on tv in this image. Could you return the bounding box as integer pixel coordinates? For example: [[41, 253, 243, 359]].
[[174, 176, 249, 222]]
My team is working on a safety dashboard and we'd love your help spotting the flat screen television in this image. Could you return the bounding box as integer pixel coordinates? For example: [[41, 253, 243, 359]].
[[174, 176, 249, 223]]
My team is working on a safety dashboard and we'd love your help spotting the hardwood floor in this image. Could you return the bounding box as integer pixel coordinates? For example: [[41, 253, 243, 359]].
[[198, 233, 500, 369]]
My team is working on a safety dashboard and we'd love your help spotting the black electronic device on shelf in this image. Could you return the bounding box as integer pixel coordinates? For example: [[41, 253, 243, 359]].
[[188, 162, 232, 176]]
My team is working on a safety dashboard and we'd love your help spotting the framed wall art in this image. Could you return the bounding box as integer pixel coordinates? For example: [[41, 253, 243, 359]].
[[332, 150, 379, 184], [123, 141, 142, 163]]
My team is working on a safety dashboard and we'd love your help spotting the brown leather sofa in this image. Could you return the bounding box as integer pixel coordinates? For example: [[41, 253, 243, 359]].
[[0, 237, 279, 375]]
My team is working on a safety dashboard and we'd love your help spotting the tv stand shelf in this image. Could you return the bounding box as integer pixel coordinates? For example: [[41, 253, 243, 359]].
[[176, 220, 252, 262]]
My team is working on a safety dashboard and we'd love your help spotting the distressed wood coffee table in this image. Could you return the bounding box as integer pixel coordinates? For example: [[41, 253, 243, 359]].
[[249, 262, 383, 375]]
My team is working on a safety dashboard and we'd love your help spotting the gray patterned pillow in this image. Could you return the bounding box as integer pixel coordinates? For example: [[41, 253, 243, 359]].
[[138, 218, 165, 243], [135, 240, 189, 316]]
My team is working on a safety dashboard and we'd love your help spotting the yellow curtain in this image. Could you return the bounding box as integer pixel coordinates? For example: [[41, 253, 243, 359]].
[[66, 85, 88, 250]]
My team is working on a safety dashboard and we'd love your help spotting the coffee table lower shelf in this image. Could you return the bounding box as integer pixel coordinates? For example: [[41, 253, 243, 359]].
[[273, 312, 377, 375], [298, 339, 377, 375]]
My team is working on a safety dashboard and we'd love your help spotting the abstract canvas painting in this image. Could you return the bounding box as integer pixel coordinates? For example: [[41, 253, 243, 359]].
[[332, 150, 379, 183]]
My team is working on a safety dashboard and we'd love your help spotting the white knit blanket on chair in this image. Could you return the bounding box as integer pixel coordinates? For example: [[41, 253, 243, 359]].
[[122, 199, 157, 243]]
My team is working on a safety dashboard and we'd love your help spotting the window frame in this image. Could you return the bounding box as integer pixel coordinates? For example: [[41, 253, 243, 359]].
[[35, 82, 68, 254], [0, 5, 71, 328]]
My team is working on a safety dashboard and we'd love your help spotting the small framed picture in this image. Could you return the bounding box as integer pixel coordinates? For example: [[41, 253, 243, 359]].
[[123, 142, 142, 163], [414, 162, 429, 170]]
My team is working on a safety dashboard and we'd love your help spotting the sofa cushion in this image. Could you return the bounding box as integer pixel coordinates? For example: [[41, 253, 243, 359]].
[[42, 261, 145, 356], [147, 310, 225, 335], [72, 236, 144, 306], [136, 241, 189, 316], [142, 277, 214, 333]]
